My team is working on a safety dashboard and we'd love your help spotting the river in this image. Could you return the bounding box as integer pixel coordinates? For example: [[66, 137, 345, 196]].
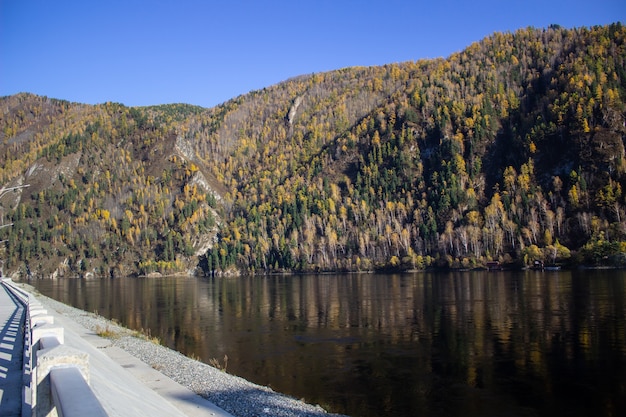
[[30, 270, 626, 417]]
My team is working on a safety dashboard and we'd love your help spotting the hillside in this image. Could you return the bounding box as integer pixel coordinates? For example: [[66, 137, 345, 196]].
[[1, 23, 626, 278]]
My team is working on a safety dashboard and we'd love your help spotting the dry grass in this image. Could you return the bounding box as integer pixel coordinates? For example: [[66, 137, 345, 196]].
[[132, 327, 161, 345], [95, 325, 118, 339], [209, 354, 229, 372]]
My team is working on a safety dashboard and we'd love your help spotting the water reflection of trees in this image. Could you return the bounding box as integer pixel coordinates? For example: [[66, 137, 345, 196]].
[[203, 272, 625, 416], [39, 271, 626, 417]]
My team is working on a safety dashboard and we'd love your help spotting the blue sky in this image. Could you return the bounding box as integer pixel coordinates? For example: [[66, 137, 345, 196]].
[[1, 0, 624, 108]]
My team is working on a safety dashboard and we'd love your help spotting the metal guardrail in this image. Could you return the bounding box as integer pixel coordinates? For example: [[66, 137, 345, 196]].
[[1, 279, 107, 417]]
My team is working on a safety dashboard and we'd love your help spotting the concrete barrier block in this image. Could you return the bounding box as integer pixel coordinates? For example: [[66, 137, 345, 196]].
[[36, 345, 90, 383], [50, 367, 107, 417], [31, 323, 64, 347], [28, 296, 42, 307], [35, 345, 91, 417], [30, 308, 48, 318], [40, 336, 61, 350], [31, 315, 54, 326], [1, 280, 30, 302]]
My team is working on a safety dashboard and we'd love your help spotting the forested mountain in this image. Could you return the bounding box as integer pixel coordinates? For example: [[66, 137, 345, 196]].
[[1, 24, 625, 278]]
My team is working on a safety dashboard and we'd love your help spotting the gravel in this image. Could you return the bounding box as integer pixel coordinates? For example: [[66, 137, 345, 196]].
[[33, 290, 348, 417]]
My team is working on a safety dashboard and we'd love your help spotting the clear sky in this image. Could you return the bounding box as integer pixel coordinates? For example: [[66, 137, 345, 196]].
[[1, 0, 624, 108]]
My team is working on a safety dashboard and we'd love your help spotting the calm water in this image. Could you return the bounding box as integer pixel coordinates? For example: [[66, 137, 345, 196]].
[[30, 271, 626, 417]]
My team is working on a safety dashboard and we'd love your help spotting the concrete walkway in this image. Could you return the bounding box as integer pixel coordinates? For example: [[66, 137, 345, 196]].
[[50, 305, 234, 417], [0, 284, 25, 417], [0, 282, 234, 417]]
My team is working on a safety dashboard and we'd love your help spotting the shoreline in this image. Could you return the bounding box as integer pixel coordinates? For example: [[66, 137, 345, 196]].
[[23, 283, 348, 417], [17, 262, 626, 281]]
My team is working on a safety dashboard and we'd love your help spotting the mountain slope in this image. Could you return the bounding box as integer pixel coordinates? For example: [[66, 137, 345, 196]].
[[1, 24, 625, 277]]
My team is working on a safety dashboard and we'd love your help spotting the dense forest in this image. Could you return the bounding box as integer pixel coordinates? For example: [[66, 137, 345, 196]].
[[1, 24, 625, 278]]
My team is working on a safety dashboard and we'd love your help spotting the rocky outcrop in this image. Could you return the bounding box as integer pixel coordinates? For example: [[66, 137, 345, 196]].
[[286, 96, 303, 126]]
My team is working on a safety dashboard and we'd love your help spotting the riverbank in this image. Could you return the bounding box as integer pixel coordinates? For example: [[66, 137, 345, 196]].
[[19, 282, 347, 417]]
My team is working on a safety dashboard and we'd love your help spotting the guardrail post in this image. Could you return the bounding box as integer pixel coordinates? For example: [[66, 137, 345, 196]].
[[31, 323, 64, 351], [31, 315, 54, 326], [35, 345, 90, 417], [50, 367, 108, 417]]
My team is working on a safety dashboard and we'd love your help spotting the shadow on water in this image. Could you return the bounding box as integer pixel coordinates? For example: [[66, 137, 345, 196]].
[[31, 270, 626, 417]]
